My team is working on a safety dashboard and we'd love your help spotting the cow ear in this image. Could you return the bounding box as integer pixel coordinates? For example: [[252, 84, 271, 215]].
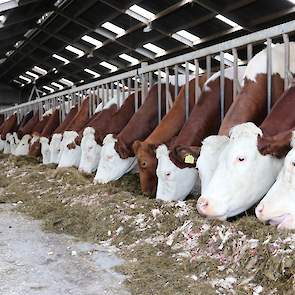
[[175, 145, 201, 165], [132, 140, 142, 154]]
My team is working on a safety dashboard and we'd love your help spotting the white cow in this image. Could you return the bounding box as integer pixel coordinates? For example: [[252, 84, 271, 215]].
[[94, 134, 137, 183], [156, 144, 200, 201], [155, 67, 246, 201], [197, 123, 283, 220], [14, 134, 32, 156], [256, 132, 295, 229], [78, 127, 101, 174]]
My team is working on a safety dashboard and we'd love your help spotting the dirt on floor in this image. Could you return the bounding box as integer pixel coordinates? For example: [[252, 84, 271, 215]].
[[0, 153, 295, 295]]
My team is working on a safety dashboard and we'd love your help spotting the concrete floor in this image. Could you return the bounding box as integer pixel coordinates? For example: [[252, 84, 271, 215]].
[[0, 204, 130, 295]]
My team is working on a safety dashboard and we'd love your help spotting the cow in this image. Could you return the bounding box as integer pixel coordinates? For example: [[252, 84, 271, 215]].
[[155, 67, 246, 201], [196, 42, 295, 220], [1, 114, 18, 154], [78, 92, 143, 174], [133, 75, 207, 196], [94, 82, 175, 184], [255, 132, 295, 230], [29, 108, 60, 158], [58, 95, 121, 169]]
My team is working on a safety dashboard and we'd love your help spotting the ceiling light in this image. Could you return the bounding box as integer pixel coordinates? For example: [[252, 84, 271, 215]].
[[65, 45, 84, 57], [128, 4, 155, 20], [43, 86, 54, 93], [59, 78, 74, 86], [101, 22, 126, 36], [51, 82, 64, 90], [13, 79, 24, 86], [32, 66, 47, 75], [25, 71, 39, 79], [81, 35, 102, 48], [143, 43, 166, 57], [215, 14, 242, 29], [19, 75, 32, 83], [84, 68, 100, 78], [100, 61, 118, 72], [172, 30, 201, 46], [119, 53, 139, 65], [52, 54, 70, 64]]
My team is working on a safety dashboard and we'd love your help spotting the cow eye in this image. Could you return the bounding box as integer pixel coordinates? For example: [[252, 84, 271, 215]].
[[141, 161, 147, 168], [292, 161, 295, 167]]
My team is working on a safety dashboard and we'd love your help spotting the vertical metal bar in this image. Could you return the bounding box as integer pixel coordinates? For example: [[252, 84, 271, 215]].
[[194, 59, 200, 103], [247, 44, 253, 63], [266, 38, 272, 114], [88, 88, 92, 117], [220, 51, 225, 121], [92, 87, 96, 113], [206, 55, 211, 79], [185, 62, 189, 120], [148, 71, 153, 91], [116, 80, 120, 107], [232, 48, 239, 99], [96, 86, 100, 106], [157, 69, 161, 124], [283, 34, 290, 90], [127, 78, 131, 96], [121, 79, 126, 102], [102, 84, 105, 106], [165, 67, 170, 114], [106, 83, 110, 102], [135, 76, 139, 112], [174, 65, 179, 97], [111, 82, 114, 98]]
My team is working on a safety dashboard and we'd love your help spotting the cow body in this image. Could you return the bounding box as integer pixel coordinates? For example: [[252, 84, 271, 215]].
[[94, 83, 175, 183], [155, 67, 246, 201], [197, 42, 295, 220]]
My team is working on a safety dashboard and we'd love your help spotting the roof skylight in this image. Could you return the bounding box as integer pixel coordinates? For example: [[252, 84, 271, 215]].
[[143, 43, 166, 57], [43, 86, 54, 93], [81, 35, 102, 48], [52, 54, 70, 64], [51, 82, 64, 90], [172, 30, 201, 46], [32, 66, 47, 75], [19, 75, 32, 83], [127, 4, 155, 20], [100, 61, 118, 72], [119, 53, 139, 65], [215, 14, 242, 30], [65, 45, 84, 57], [84, 68, 101, 78], [101, 22, 126, 36], [59, 78, 74, 86], [25, 71, 39, 79]]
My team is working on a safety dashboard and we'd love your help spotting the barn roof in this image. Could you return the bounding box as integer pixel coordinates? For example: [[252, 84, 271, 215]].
[[0, 0, 294, 96]]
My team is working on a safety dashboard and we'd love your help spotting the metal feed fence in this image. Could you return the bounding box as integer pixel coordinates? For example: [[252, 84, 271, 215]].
[[1, 19, 295, 126]]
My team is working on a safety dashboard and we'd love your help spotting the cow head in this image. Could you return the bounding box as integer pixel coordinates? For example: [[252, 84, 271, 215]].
[[197, 123, 283, 220], [49, 133, 63, 164], [14, 134, 32, 156], [197, 135, 230, 194], [94, 134, 137, 184], [29, 135, 41, 157], [133, 140, 158, 196], [156, 144, 198, 201], [256, 134, 295, 230], [40, 137, 51, 164], [79, 127, 101, 174], [58, 131, 81, 168]]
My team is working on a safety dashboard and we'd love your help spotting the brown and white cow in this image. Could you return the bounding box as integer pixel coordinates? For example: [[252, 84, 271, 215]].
[[78, 92, 142, 174], [133, 76, 207, 196], [94, 82, 175, 183], [196, 42, 295, 220], [2, 114, 18, 154], [155, 67, 246, 201]]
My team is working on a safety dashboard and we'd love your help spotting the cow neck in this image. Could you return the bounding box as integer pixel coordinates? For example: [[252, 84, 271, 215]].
[[106, 92, 143, 137], [53, 105, 78, 134], [260, 85, 295, 137], [16, 111, 34, 132], [1, 114, 17, 140], [218, 73, 284, 136], [66, 97, 90, 132], [18, 113, 40, 137], [41, 109, 60, 138], [169, 77, 234, 169], [33, 114, 52, 135], [144, 78, 202, 146], [115, 83, 175, 158]]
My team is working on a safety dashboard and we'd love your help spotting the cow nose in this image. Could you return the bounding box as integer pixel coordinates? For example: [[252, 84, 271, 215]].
[[197, 197, 209, 215], [255, 203, 264, 217]]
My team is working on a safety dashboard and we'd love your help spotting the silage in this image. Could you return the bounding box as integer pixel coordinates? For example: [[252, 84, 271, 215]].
[[0, 153, 294, 295]]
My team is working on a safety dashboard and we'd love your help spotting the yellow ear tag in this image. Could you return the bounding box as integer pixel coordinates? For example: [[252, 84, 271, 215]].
[[184, 154, 195, 164]]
